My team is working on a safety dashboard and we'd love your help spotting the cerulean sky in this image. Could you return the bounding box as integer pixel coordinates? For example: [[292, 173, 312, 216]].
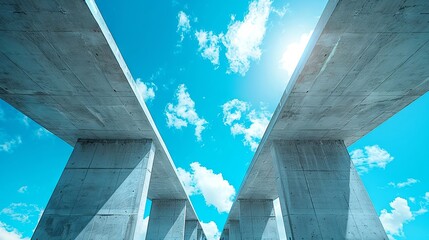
[[0, 0, 428, 239]]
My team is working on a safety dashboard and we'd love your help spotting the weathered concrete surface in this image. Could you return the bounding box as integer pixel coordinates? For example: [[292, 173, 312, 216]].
[[228, 221, 241, 240], [184, 220, 199, 240], [146, 200, 186, 240], [0, 0, 199, 221], [33, 139, 154, 240], [239, 200, 280, 240], [272, 140, 387, 239]]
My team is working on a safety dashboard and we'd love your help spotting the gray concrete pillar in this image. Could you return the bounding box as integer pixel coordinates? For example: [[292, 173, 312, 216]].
[[184, 220, 199, 240], [220, 229, 229, 240], [271, 140, 387, 239], [239, 200, 280, 240], [229, 220, 241, 240], [146, 199, 186, 239], [197, 226, 203, 240], [33, 139, 155, 240]]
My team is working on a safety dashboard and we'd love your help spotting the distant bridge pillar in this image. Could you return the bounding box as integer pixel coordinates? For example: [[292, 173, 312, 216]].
[[271, 140, 387, 239], [146, 199, 186, 239], [33, 139, 155, 240], [184, 220, 199, 240], [229, 220, 242, 240], [239, 199, 280, 239]]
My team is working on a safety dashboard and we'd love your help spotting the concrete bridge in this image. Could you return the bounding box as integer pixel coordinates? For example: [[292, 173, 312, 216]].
[[1, 0, 428, 239]]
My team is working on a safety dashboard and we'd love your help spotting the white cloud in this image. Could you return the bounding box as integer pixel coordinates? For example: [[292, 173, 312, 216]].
[[177, 162, 235, 213], [272, 4, 289, 17], [21, 116, 29, 127], [134, 216, 149, 240], [0, 222, 29, 240], [201, 221, 220, 240], [35, 128, 51, 138], [280, 31, 312, 78], [350, 145, 394, 173], [388, 178, 419, 188], [380, 197, 413, 239], [17, 186, 28, 194], [1, 203, 42, 223], [0, 136, 22, 153], [166, 84, 208, 141], [195, 30, 223, 65], [136, 78, 157, 102], [177, 11, 191, 42], [222, 99, 271, 151], [223, 0, 272, 75]]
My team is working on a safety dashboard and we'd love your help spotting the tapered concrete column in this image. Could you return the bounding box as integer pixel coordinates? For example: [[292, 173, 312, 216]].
[[146, 200, 186, 239], [33, 139, 155, 240], [271, 140, 387, 239], [185, 220, 199, 240], [229, 220, 241, 240], [239, 200, 280, 240], [197, 226, 203, 240], [220, 229, 229, 240]]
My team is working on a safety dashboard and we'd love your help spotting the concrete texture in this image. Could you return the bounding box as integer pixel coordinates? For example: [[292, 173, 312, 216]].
[[272, 140, 387, 239], [32, 139, 155, 240], [184, 220, 199, 240], [239, 200, 280, 240], [146, 200, 186, 240], [229, 221, 241, 240], [225, 0, 429, 226]]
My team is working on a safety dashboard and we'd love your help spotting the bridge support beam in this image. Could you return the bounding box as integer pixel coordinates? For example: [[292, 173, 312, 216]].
[[33, 139, 155, 240], [146, 199, 186, 239], [239, 199, 280, 239], [271, 140, 387, 239], [229, 220, 241, 240], [184, 220, 199, 240]]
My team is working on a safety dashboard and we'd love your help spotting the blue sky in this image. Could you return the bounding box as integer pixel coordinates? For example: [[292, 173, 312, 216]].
[[0, 0, 428, 239]]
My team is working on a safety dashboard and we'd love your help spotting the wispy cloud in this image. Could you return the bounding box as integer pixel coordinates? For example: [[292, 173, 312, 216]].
[[195, 30, 223, 65], [349, 145, 394, 173], [166, 84, 208, 141], [272, 3, 289, 17], [201, 221, 220, 240], [0, 222, 29, 240], [280, 31, 312, 78], [21, 116, 29, 127], [17, 186, 28, 194], [222, 99, 271, 151], [177, 11, 191, 42], [1, 203, 42, 223], [177, 162, 235, 213], [223, 0, 272, 75], [135, 78, 157, 102], [388, 178, 419, 188], [0, 136, 22, 153], [35, 128, 51, 138]]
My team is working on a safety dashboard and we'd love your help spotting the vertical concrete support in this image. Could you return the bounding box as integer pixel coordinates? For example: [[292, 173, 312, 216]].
[[197, 226, 203, 240], [33, 139, 155, 240], [239, 200, 280, 240], [184, 220, 199, 240], [229, 220, 241, 240], [271, 140, 387, 239], [146, 200, 186, 240], [220, 229, 229, 240]]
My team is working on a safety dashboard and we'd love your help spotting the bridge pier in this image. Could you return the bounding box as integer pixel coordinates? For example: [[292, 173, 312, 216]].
[[229, 220, 241, 240], [33, 139, 155, 240], [239, 199, 280, 240], [271, 140, 387, 239], [184, 220, 199, 240], [146, 200, 187, 239]]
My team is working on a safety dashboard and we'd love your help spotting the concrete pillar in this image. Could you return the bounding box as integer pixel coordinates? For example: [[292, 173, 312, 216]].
[[220, 229, 229, 240], [229, 220, 241, 240], [239, 200, 280, 240], [184, 220, 199, 240], [197, 226, 203, 240], [146, 200, 186, 239], [33, 139, 155, 240], [271, 140, 387, 239]]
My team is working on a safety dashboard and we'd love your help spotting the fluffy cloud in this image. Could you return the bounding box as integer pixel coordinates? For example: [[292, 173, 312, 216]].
[[280, 31, 312, 78], [177, 11, 191, 42], [1, 203, 42, 223], [177, 162, 235, 213], [195, 30, 223, 65], [134, 216, 149, 240], [222, 99, 271, 151], [223, 0, 272, 75], [389, 178, 419, 188], [350, 145, 394, 173], [0, 136, 22, 153], [135, 78, 157, 102], [201, 221, 220, 240], [166, 84, 208, 141], [17, 186, 28, 194], [380, 197, 413, 239], [0, 222, 29, 240]]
